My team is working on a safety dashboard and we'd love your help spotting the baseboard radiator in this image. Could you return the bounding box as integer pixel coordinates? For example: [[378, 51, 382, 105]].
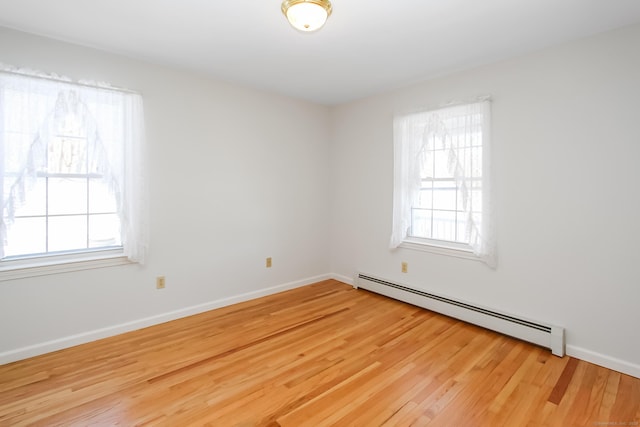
[[356, 273, 565, 357]]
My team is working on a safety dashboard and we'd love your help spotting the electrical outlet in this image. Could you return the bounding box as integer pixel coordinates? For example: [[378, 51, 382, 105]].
[[266, 257, 272, 268], [401, 262, 408, 273], [156, 276, 166, 289]]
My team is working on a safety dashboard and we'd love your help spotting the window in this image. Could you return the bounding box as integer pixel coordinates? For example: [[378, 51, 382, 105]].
[[1, 68, 147, 274], [390, 100, 495, 267]]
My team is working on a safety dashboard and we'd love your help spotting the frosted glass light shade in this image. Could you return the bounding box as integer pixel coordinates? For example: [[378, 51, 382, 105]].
[[282, 0, 332, 32]]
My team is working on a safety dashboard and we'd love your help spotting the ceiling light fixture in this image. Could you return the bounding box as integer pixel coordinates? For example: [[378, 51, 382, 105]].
[[281, 0, 332, 33]]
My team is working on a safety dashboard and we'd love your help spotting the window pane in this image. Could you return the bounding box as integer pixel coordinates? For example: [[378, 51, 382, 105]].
[[471, 211, 482, 233], [419, 147, 434, 179], [48, 215, 88, 252], [88, 179, 118, 213], [57, 114, 85, 138], [433, 149, 452, 178], [3, 217, 47, 257], [89, 214, 121, 248], [410, 208, 431, 239], [4, 132, 35, 174], [4, 90, 54, 134], [470, 187, 482, 212], [471, 146, 482, 177], [93, 103, 124, 143], [432, 180, 457, 211], [48, 178, 87, 215], [10, 178, 46, 217], [48, 136, 87, 174], [417, 186, 433, 209], [432, 210, 456, 242], [457, 146, 471, 177], [470, 130, 483, 147], [456, 213, 469, 244]]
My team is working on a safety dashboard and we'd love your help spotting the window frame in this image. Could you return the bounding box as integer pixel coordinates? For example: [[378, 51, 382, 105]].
[[0, 67, 147, 275], [390, 99, 494, 265]]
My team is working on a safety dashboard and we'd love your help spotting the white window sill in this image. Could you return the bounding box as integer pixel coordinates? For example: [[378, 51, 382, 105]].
[[0, 250, 134, 281], [400, 237, 481, 262]]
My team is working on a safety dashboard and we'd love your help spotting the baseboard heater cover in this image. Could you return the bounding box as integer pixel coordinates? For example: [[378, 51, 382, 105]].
[[355, 273, 565, 357]]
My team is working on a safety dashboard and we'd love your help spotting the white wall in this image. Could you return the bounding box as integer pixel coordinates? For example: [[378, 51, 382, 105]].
[[329, 24, 640, 377], [0, 27, 331, 361]]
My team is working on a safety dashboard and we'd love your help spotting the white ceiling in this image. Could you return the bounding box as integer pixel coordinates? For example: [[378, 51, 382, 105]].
[[1, 0, 640, 105]]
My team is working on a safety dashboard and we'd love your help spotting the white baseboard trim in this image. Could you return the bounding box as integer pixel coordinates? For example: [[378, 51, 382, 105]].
[[331, 273, 355, 286], [566, 345, 640, 379], [0, 273, 331, 366]]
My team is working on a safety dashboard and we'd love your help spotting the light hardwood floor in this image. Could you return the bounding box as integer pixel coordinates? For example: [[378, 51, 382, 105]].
[[1, 280, 639, 426]]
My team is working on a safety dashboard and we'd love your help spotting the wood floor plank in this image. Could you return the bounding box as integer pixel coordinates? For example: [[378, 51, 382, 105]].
[[547, 356, 579, 405], [1, 279, 639, 426]]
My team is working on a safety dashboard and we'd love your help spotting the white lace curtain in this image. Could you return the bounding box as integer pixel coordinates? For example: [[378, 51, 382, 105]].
[[390, 100, 496, 267], [0, 66, 147, 263]]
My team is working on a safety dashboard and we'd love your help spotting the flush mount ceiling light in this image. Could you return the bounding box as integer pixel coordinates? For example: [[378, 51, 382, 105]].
[[281, 0, 333, 33]]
